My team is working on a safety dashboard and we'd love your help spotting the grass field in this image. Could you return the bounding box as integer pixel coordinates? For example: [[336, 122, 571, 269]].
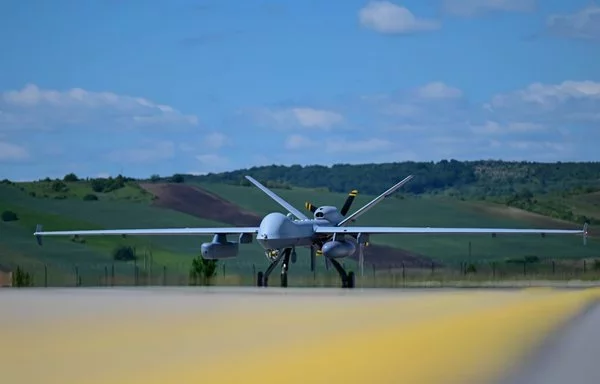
[[0, 183, 266, 285], [1, 178, 598, 287]]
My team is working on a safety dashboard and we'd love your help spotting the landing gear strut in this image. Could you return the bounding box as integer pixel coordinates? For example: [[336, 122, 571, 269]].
[[257, 248, 292, 287], [256, 247, 355, 289], [328, 258, 355, 288]]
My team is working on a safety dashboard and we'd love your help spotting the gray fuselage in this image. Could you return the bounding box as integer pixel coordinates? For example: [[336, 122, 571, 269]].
[[256, 212, 334, 250]]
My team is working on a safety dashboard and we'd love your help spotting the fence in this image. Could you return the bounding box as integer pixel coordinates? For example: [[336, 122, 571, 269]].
[[4, 257, 600, 288]]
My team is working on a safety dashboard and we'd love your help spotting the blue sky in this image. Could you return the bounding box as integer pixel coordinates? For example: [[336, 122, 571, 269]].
[[0, 0, 599, 180]]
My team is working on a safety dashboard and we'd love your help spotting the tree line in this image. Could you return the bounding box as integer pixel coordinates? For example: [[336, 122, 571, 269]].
[[183, 160, 600, 197]]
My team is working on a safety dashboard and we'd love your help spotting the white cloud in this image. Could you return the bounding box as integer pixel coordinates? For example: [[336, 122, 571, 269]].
[[358, 1, 440, 34], [414, 82, 463, 99], [285, 134, 393, 153], [0, 84, 198, 131], [443, 0, 536, 17], [291, 108, 343, 128], [354, 79, 599, 161], [547, 5, 600, 41], [285, 134, 314, 149], [194, 154, 230, 174], [106, 141, 175, 164], [327, 138, 394, 153], [204, 132, 227, 149], [486, 80, 600, 123], [470, 121, 546, 135], [249, 107, 344, 129], [196, 154, 228, 165], [0, 141, 29, 162]]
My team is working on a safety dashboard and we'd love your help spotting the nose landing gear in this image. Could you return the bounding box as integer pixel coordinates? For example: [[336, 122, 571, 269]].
[[257, 247, 291, 287], [256, 246, 355, 288]]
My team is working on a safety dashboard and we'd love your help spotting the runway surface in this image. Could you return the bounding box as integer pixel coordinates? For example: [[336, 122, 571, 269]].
[[1, 286, 599, 384]]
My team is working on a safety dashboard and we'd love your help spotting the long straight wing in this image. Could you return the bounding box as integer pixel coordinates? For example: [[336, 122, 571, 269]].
[[244, 175, 309, 220], [337, 175, 414, 226], [33, 225, 259, 245], [316, 224, 588, 237], [34, 227, 259, 237]]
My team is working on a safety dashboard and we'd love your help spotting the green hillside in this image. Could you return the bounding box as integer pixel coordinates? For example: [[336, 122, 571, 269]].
[[1, 160, 599, 286], [0, 181, 265, 285]]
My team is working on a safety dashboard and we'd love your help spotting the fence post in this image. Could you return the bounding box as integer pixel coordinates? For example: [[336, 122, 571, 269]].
[[584, 260, 587, 274], [74, 266, 79, 287], [44, 264, 48, 287], [163, 266, 167, 286], [552, 260, 555, 275], [402, 262, 405, 287], [111, 264, 115, 286], [492, 262, 496, 279], [372, 264, 376, 286]]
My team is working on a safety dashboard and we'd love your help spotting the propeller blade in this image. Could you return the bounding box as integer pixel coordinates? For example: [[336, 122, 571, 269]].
[[340, 189, 358, 216], [305, 202, 317, 213]]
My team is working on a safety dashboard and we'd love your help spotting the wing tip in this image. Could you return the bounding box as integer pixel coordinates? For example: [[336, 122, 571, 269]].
[[34, 224, 43, 246]]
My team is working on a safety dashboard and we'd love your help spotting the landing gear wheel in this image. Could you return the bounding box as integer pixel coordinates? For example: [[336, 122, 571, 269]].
[[346, 271, 355, 289], [257, 271, 264, 287], [280, 272, 288, 287]]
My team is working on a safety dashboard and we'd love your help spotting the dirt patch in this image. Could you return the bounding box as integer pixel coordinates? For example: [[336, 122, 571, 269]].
[[140, 183, 441, 269], [140, 183, 261, 227]]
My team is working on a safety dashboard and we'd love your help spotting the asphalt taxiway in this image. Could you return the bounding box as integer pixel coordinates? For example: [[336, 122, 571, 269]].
[[1, 286, 599, 384]]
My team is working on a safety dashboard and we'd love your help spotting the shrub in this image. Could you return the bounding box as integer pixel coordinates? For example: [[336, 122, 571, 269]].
[[189, 256, 218, 285], [112, 245, 137, 261], [1, 210, 18, 222], [63, 173, 79, 182], [171, 174, 185, 183], [14, 267, 33, 287], [83, 193, 98, 201]]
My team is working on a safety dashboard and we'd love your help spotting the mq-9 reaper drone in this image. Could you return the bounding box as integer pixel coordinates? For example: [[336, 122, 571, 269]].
[[33, 175, 588, 288]]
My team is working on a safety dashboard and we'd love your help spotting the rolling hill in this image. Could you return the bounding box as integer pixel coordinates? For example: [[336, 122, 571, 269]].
[[1, 161, 599, 286]]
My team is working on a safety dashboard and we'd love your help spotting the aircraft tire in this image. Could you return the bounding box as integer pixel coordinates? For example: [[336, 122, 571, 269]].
[[346, 272, 355, 289], [257, 271, 264, 287], [280, 272, 288, 288]]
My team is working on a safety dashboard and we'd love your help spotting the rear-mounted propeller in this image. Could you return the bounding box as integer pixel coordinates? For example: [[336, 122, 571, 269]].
[[306, 189, 359, 272], [340, 189, 358, 216], [304, 189, 359, 217], [305, 202, 317, 213]]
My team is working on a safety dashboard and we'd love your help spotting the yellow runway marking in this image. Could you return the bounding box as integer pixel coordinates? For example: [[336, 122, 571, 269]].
[[1, 288, 599, 384]]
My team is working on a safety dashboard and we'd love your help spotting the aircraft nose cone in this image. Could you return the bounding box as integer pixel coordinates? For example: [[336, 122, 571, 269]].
[[258, 212, 294, 240]]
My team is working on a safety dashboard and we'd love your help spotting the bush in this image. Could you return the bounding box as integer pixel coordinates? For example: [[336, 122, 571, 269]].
[[171, 174, 185, 183], [51, 180, 68, 192], [63, 173, 79, 182], [83, 193, 98, 201], [1, 210, 18, 222], [14, 266, 33, 287], [112, 245, 137, 261], [189, 256, 218, 285]]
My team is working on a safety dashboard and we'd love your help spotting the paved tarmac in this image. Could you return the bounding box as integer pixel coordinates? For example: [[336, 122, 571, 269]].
[[1, 287, 599, 384]]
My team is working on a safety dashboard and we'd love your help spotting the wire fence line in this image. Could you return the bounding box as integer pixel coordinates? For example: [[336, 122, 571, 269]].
[[3, 257, 600, 288]]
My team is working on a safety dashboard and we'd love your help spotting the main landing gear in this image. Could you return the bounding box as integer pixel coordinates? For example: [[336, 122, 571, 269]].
[[328, 258, 355, 288], [256, 248, 291, 288], [256, 247, 355, 288]]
